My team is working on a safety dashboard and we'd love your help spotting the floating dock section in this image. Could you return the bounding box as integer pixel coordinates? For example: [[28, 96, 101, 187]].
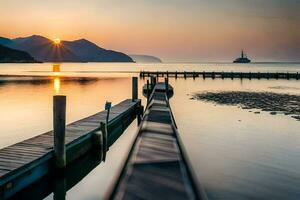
[[109, 82, 207, 200]]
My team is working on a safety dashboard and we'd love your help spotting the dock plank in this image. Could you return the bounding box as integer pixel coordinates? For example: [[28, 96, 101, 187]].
[[0, 99, 139, 198], [110, 84, 205, 200]]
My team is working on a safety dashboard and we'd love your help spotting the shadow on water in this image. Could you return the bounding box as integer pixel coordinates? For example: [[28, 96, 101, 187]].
[[9, 150, 103, 200]]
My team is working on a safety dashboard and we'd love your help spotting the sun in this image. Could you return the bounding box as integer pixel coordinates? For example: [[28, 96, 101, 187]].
[[53, 38, 61, 45]]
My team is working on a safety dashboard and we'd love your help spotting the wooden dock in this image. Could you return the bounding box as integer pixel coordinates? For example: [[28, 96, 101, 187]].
[[140, 71, 300, 80], [109, 82, 207, 200], [0, 99, 141, 199]]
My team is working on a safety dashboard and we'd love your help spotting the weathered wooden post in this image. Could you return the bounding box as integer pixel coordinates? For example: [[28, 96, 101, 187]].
[[193, 71, 196, 79], [93, 130, 103, 161], [53, 176, 66, 200], [212, 71, 215, 79], [166, 71, 169, 78], [221, 72, 224, 79], [156, 71, 159, 78], [276, 72, 279, 80], [297, 72, 299, 80], [175, 71, 178, 79], [203, 71, 206, 79], [184, 71, 187, 79], [105, 101, 111, 124], [165, 78, 169, 94], [137, 104, 143, 126], [287, 72, 290, 80], [146, 79, 150, 104], [258, 72, 261, 80], [142, 71, 145, 79], [53, 95, 66, 169], [100, 122, 107, 161], [249, 72, 252, 80], [132, 77, 138, 101], [153, 76, 157, 86], [231, 72, 234, 80], [151, 76, 153, 86]]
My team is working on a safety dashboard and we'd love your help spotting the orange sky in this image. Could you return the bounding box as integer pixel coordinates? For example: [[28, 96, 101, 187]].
[[0, 0, 299, 62]]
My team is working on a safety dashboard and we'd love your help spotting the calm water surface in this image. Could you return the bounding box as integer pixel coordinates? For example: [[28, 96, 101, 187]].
[[0, 63, 299, 200]]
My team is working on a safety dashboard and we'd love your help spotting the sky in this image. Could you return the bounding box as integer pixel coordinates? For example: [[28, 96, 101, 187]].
[[0, 0, 299, 62]]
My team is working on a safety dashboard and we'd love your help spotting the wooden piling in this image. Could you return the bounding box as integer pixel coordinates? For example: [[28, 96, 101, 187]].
[[93, 130, 103, 161], [203, 71, 206, 79], [100, 122, 107, 161], [184, 71, 187, 79], [53, 95, 66, 169], [132, 77, 138, 101], [231, 72, 234, 80], [137, 104, 143, 126], [212, 71, 215, 79], [153, 76, 157, 86], [146, 80, 150, 103], [221, 72, 224, 79], [287, 72, 290, 80], [165, 78, 169, 93], [297, 72, 299, 80]]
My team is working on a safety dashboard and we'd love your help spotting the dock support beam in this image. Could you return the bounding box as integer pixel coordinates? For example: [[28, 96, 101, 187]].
[[53, 95, 66, 169], [132, 77, 138, 101]]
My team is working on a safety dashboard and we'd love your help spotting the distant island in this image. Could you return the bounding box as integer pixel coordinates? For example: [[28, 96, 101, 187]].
[[0, 44, 38, 63], [130, 55, 162, 63], [0, 35, 133, 63], [233, 50, 251, 63]]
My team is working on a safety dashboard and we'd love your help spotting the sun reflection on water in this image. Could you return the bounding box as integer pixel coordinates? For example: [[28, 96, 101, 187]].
[[54, 77, 60, 94]]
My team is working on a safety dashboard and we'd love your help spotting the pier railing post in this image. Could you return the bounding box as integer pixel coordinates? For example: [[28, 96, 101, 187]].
[[53, 95, 66, 169], [132, 77, 138, 101]]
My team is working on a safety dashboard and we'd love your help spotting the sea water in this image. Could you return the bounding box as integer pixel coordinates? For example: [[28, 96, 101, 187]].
[[0, 62, 299, 199]]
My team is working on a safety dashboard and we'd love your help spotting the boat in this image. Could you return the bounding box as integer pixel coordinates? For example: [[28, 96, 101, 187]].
[[233, 50, 251, 63]]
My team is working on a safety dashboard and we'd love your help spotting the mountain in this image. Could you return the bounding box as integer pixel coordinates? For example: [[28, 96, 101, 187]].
[[0, 44, 38, 63], [0, 35, 133, 62], [130, 54, 162, 63]]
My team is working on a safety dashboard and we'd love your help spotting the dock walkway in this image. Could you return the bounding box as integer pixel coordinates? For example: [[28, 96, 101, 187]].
[[140, 71, 300, 80], [0, 99, 140, 199], [109, 82, 207, 200]]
